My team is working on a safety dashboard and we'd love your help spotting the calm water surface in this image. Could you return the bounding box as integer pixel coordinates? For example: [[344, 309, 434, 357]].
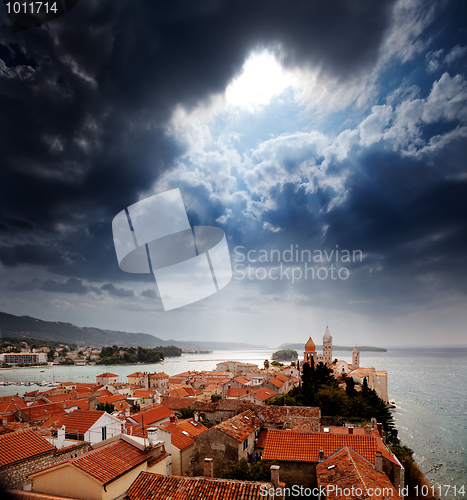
[[1, 347, 465, 492]]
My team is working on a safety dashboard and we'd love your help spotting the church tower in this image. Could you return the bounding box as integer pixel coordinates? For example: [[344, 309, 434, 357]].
[[304, 337, 317, 365], [352, 346, 360, 369], [323, 325, 332, 365]]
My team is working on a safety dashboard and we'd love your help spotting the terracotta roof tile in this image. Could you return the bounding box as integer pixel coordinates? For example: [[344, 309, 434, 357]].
[[317, 446, 402, 499], [31, 439, 150, 485], [262, 430, 378, 464], [233, 376, 250, 385], [150, 372, 169, 379], [267, 377, 284, 388], [250, 388, 277, 401], [130, 404, 174, 426], [127, 471, 270, 500], [96, 394, 126, 404], [159, 422, 193, 450], [0, 396, 28, 413], [216, 410, 260, 442], [0, 428, 55, 467], [256, 429, 268, 449], [97, 372, 118, 378], [21, 403, 67, 425], [53, 410, 104, 435], [225, 388, 250, 398]]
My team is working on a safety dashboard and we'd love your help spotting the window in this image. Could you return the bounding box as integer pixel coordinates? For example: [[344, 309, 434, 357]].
[[102, 426, 107, 441], [243, 438, 248, 450]]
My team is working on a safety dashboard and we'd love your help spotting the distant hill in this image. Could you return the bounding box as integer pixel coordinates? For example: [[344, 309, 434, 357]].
[[277, 342, 387, 352], [0, 312, 269, 350]]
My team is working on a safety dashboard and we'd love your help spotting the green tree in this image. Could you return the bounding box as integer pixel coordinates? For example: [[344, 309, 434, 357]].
[[97, 402, 116, 413], [211, 394, 222, 403], [47, 348, 55, 361], [301, 359, 317, 406], [176, 407, 196, 419], [345, 376, 355, 397]]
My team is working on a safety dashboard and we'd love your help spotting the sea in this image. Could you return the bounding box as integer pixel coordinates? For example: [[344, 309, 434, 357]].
[[1, 347, 465, 495]]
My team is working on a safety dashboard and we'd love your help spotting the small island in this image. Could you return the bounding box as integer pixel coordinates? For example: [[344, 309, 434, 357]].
[[272, 349, 298, 361], [97, 345, 182, 364]]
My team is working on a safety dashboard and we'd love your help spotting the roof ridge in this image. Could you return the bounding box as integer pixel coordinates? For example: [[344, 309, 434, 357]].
[[346, 446, 372, 495]]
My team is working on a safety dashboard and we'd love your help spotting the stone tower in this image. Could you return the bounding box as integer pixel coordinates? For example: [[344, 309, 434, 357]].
[[304, 337, 317, 365], [323, 325, 332, 365], [352, 346, 360, 369]]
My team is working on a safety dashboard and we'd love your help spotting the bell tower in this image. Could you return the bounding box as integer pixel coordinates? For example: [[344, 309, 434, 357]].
[[352, 346, 360, 369], [304, 337, 317, 364], [323, 325, 332, 365]]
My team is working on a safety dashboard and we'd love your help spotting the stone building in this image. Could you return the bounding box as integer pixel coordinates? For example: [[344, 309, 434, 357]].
[[189, 410, 261, 477], [0, 428, 89, 490]]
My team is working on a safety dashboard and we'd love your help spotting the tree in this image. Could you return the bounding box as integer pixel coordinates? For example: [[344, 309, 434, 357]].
[[97, 402, 115, 413], [47, 348, 55, 361], [176, 407, 196, 419], [301, 359, 317, 406], [345, 376, 355, 396], [263, 359, 269, 370], [211, 394, 222, 403]]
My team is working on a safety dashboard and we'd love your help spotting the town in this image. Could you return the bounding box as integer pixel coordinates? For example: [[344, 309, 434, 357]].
[[0, 329, 421, 500]]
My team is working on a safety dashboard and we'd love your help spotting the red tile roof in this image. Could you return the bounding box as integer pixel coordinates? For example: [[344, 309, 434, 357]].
[[250, 388, 277, 401], [97, 372, 118, 378], [216, 410, 260, 442], [0, 396, 27, 413], [176, 419, 208, 437], [31, 439, 150, 485], [160, 422, 193, 450], [262, 430, 378, 464], [0, 428, 55, 467], [316, 446, 402, 499], [255, 429, 268, 449], [234, 376, 250, 385], [127, 471, 270, 500], [266, 377, 284, 388], [150, 372, 168, 379], [130, 404, 174, 426], [225, 388, 250, 398], [96, 394, 126, 404], [54, 410, 104, 435], [128, 372, 146, 378], [21, 403, 67, 425], [321, 427, 401, 466]]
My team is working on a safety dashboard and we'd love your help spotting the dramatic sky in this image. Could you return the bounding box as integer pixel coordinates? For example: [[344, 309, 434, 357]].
[[1, 0, 466, 347]]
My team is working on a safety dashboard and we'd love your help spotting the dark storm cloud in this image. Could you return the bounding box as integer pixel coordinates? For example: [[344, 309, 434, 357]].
[[100, 283, 134, 298], [141, 289, 157, 299], [0, 244, 68, 267], [7, 277, 102, 294], [0, 0, 398, 283]]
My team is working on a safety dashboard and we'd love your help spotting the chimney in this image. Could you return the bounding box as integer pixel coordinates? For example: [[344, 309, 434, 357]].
[[270, 465, 280, 487], [364, 426, 372, 436], [375, 451, 383, 473], [194, 412, 199, 422], [376, 423, 383, 438], [318, 449, 325, 463], [204, 458, 213, 478], [348, 426, 353, 435], [170, 415, 176, 423], [57, 425, 65, 449]]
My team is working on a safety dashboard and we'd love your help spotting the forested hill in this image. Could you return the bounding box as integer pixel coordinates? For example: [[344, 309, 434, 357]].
[[0, 311, 171, 348]]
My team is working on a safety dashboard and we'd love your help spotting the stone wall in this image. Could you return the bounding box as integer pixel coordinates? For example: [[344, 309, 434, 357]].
[[0, 442, 89, 490], [189, 428, 241, 477]]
